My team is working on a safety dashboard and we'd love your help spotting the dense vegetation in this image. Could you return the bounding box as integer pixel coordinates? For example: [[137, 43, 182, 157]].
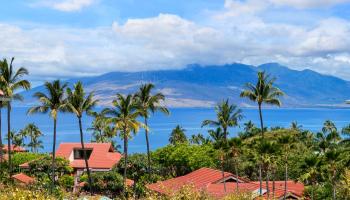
[[0, 58, 349, 199]]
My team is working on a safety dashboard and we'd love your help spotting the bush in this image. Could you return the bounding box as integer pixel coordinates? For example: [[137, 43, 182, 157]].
[[28, 155, 73, 180], [12, 152, 44, 172], [84, 170, 124, 197], [152, 143, 219, 177], [0, 184, 56, 200], [59, 174, 74, 190]]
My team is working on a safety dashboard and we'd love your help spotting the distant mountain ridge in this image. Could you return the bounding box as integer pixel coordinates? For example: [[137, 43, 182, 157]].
[[21, 63, 350, 108]]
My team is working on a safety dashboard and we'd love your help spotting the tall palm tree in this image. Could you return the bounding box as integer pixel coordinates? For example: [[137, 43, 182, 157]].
[[103, 94, 142, 193], [169, 125, 187, 145], [278, 135, 295, 200], [240, 71, 283, 138], [240, 71, 283, 196], [28, 80, 67, 192], [299, 155, 321, 200], [66, 81, 98, 193], [324, 149, 345, 200], [21, 123, 43, 152], [202, 99, 243, 141], [134, 83, 169, 176], [229, 138, 242, 192], [0, 57, 31, 176]]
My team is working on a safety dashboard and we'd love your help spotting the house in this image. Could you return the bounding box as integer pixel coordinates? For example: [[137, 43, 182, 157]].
[[2, 145, 27, 153], [19, 143, 122, 172], [55, 143, 122, 172], [146, 168, 304, 199], [12, 173, 35, 186]]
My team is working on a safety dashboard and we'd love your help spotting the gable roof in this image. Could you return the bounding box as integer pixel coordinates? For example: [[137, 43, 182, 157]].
[[56, 143, 122, 169], [12, 173, 35, 185], [147, 167, 249, 195], [2, 145, 26, 152], [147, 168, 304, 199]]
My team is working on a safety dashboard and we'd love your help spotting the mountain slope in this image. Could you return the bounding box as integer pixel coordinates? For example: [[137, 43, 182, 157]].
[[21, 63, 350, 108]]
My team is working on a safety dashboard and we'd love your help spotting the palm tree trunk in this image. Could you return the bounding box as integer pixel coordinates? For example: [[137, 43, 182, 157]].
[[284, 163, 288, 200], [259, 162, 262, 196], [7, 102, 12, 177], [258, 103, 264, 138], [235, 160, 239, 192], [273, 169, 275, 200], [221, 157, 226, 193], [266, 169, 270, 199], [51, 118, 57, 193], [0, 105, 3, 163], [79, 117, 93, 194], [311, 182, 314, 200], [31, 131, 34, 153], [144, 117, 151, 177], [223, 127, 228, 142], [123, 128, 128, 196]]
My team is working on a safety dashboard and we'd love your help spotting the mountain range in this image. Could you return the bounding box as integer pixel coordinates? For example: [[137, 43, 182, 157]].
[[21, 63, 350, 108]]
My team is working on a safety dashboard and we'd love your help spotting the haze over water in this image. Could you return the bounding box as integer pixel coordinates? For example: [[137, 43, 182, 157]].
[[3, 107, 350, 153]]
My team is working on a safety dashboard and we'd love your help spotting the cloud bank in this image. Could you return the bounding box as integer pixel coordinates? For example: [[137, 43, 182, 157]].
[[2, 0, 350, 80]]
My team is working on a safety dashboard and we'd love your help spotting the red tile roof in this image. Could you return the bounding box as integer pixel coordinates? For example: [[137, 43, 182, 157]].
[[12, 173, 35, 185], [56, 143, 122, 170], [2, 145, 26, 152], [126, 179, 135, 187], [147, 167, 248, 195], [147, 168, 304, 199]]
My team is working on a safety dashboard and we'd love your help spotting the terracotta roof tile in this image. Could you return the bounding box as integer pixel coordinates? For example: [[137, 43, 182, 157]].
[[56, 143, 122, 169], [147, 168, 304, 199], [2, 145, 26, 152], [12, 173, 35, 185]]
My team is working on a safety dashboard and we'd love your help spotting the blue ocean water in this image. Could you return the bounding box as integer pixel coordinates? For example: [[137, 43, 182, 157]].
[[1, 107, 350, 153]]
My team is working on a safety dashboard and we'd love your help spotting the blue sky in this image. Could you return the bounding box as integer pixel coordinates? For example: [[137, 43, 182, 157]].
[[1, 0, 350, 82]]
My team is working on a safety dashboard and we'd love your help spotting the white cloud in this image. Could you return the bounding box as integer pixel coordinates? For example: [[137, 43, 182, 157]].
[[35, 0, 95, 12], [3, 1, 350, 81], [269, 0, 350, 9]]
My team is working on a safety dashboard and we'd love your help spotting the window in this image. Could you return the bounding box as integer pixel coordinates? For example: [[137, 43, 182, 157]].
[[73, 149, 93, 159]]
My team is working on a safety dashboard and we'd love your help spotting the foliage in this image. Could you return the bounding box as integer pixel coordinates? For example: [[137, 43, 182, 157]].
[[169, 125, 187, 145], [58, 174, 74, 190], [12, 152, 43, 172], [153, 143, 219, 177], [84, 170, 124, 197], [0, 185, 56, 200], [28, 155, 73, 180]]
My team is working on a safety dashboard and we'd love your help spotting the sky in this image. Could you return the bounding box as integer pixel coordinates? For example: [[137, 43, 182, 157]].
[[2, 0, 350, 84]]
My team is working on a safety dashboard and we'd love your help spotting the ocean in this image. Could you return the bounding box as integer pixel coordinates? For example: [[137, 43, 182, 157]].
[[1, 107, 350, 153]]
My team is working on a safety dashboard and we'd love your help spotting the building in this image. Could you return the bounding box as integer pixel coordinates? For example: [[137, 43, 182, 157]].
[[55, 143, 122, 172], [12, 173, 35, 186], [147, 167, 304, 199], [19, 143, 122, 173], [2, 145, 27, 153]]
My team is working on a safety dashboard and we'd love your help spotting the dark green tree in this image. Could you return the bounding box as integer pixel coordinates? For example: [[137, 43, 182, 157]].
[[28, 80, 67, 192]]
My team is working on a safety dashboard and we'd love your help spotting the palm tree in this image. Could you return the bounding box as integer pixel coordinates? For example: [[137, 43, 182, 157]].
[[240, 71, 284, 138], [256, 140, 278, 198], [278, 135, 295, 200], [0, 57, 31, 176], [21, 123, 43, 152], [88, 111, 110, 143], [317, 120, 340, 153], [324, 149, 345, 200], [169, 125, 187, 145], [66, 81, 98, 194], [28, 80, 67, 192], [291, 121, 302, 131], [299, 155, 321, 200], [229, 138, 242, 192], [202, 99, 243, 141], [0, 98, 6, 163], [208, 127, 225, 143], [103, 94, 142, 193], [134, 83, 169, 176], [190, 133, 206, 145]]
